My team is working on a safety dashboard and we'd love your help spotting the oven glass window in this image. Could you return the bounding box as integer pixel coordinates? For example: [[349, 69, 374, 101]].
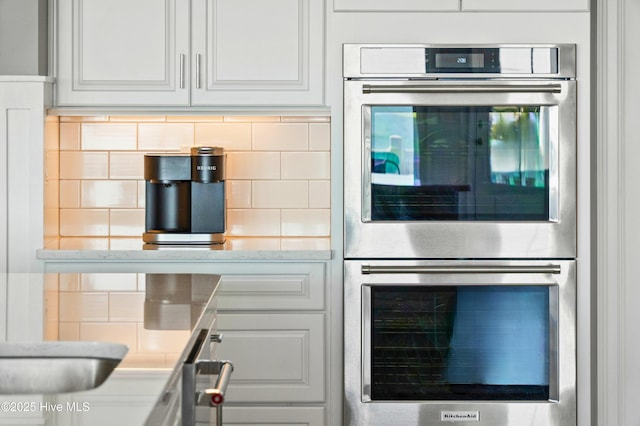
[[369, 106, 556, 221], [369, 285, 551, 401]]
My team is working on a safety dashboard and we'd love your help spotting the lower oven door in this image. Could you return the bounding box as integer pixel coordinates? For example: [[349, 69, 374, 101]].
[[344, 260, 576, 426]]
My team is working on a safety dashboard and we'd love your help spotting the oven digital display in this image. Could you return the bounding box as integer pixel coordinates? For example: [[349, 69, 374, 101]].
[[435, 52, 485, 69]]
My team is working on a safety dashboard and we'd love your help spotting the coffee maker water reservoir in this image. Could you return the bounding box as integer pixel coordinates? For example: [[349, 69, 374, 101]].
[[143, 147, 225, 244]]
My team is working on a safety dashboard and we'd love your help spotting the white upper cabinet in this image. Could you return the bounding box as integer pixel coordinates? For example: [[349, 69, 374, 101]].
[[333, 0, 458, 12], [56, 0, 190, 106], [461, 0, 589, 11], [333, 0, 588, 12], [191, 0, 324, 105], [56, 0, 324, 107]]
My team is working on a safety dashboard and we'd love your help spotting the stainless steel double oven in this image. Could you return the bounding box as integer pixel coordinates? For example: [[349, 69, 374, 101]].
[[343, 44, 577, 426]]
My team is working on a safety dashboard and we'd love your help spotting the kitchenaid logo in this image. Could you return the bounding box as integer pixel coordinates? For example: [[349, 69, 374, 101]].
[[440, 411, 480, 422], [197, 165, 217, 171]]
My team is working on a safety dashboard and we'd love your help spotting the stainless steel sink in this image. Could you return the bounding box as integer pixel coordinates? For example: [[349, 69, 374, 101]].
[[0, 341, 128, 394]]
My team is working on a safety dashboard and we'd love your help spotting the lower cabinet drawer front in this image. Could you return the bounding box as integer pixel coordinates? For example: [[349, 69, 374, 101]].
[[223, 406, 325, 426], [217, 263, 326, 311], [216, 313, 325, 403]]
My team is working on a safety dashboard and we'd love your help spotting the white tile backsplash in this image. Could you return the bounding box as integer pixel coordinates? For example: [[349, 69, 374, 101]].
[[281, 209, 330, 237], [59, 237, 110, 250], [110, 209, 145, 236], [60, 209, 109, 236], [226, 180, 252, 208], [195, 123, 252, 151], [281, 152, 330, 180], [110, 152, 145, 179], [59, 180, 80, 208], [138, 123, 194, 151], [82, 123, 137, 150], [309, 123, 331, 151], [227, 209, 281, 236], [167, 115, 223, 122], [60, 151, 109, 179], [59, 123, 80, 150], [54, 115, 330, 239], [252, 123, 309, 151], [226, 152, 281, 180], [309, 180, 331, 208], [252, 180, 309, 209], [81, 180, 138, 208]]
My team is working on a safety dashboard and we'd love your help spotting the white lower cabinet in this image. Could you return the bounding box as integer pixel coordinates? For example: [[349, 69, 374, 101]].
[[216, 313, 325, 402], [214, 262, 328, 425], [42, 261, 331, 425], [223, 406, 325, 426]]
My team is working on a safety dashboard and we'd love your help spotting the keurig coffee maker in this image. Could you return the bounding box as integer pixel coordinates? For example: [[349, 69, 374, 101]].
[[143, 147, 225, 244]]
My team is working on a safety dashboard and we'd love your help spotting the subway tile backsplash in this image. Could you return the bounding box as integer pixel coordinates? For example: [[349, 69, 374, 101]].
[[53, 115, 331, 240]]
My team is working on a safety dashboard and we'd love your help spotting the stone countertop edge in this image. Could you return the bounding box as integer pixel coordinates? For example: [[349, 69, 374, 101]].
[[36, 248, 333, 261]]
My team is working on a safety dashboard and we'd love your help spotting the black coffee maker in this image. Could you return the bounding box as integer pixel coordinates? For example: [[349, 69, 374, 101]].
[[143, 147, 225, 244]]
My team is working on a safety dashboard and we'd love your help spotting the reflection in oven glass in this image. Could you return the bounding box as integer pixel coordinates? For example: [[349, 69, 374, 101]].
[[370, 285, 550, 400], [370, 106, 554, 221]]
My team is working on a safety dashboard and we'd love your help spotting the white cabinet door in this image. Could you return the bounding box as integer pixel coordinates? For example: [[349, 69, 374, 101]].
[[216, 313, 325, 403], [56, 0, 189, 106], [333, 0, 459, 11], [217, 263, 326, 310], [191, 0, 324, 106], [461, 0, 589, 11], [224, 406, 325, 426]]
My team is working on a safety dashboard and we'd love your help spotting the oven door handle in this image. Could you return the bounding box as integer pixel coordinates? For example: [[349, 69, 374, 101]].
[[362, 83, 563, 94], [361, 264, 561, 275]]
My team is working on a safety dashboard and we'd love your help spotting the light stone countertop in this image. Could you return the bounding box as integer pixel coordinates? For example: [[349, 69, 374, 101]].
[[37, 237, 333, 262]]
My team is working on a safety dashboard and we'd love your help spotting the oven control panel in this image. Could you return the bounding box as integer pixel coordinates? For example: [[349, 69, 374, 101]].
[[346, 44, 574, 78]]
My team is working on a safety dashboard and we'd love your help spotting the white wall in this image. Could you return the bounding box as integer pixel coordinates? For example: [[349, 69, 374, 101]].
[[0, 0, 48, 75]]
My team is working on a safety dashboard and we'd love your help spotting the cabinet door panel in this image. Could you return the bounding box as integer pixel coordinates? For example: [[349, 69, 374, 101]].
[[56, 0, 189, 105], [215, 0, 300, 82], [216, 313, 325, 402], [79, 0, 166, 82], [461, 0, 589, 11], [224, 406, 325, 426], [217, 263, 326, 310], [333, 0, 459, 11], [191, 0, 323, 105]]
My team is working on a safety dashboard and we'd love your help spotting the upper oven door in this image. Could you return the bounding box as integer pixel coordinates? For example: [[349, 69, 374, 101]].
[[344, 78, 576, 259]]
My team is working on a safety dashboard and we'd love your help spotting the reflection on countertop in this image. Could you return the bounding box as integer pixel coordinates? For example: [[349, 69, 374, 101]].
[[38, 237, 332, 261], [45, 273, 220, 370]]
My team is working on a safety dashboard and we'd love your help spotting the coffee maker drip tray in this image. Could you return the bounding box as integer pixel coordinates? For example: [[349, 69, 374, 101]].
[[143, 231, 226, 245]]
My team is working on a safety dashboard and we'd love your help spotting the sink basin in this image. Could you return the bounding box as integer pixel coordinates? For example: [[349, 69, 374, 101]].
[[0, 341, 128, 394]]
